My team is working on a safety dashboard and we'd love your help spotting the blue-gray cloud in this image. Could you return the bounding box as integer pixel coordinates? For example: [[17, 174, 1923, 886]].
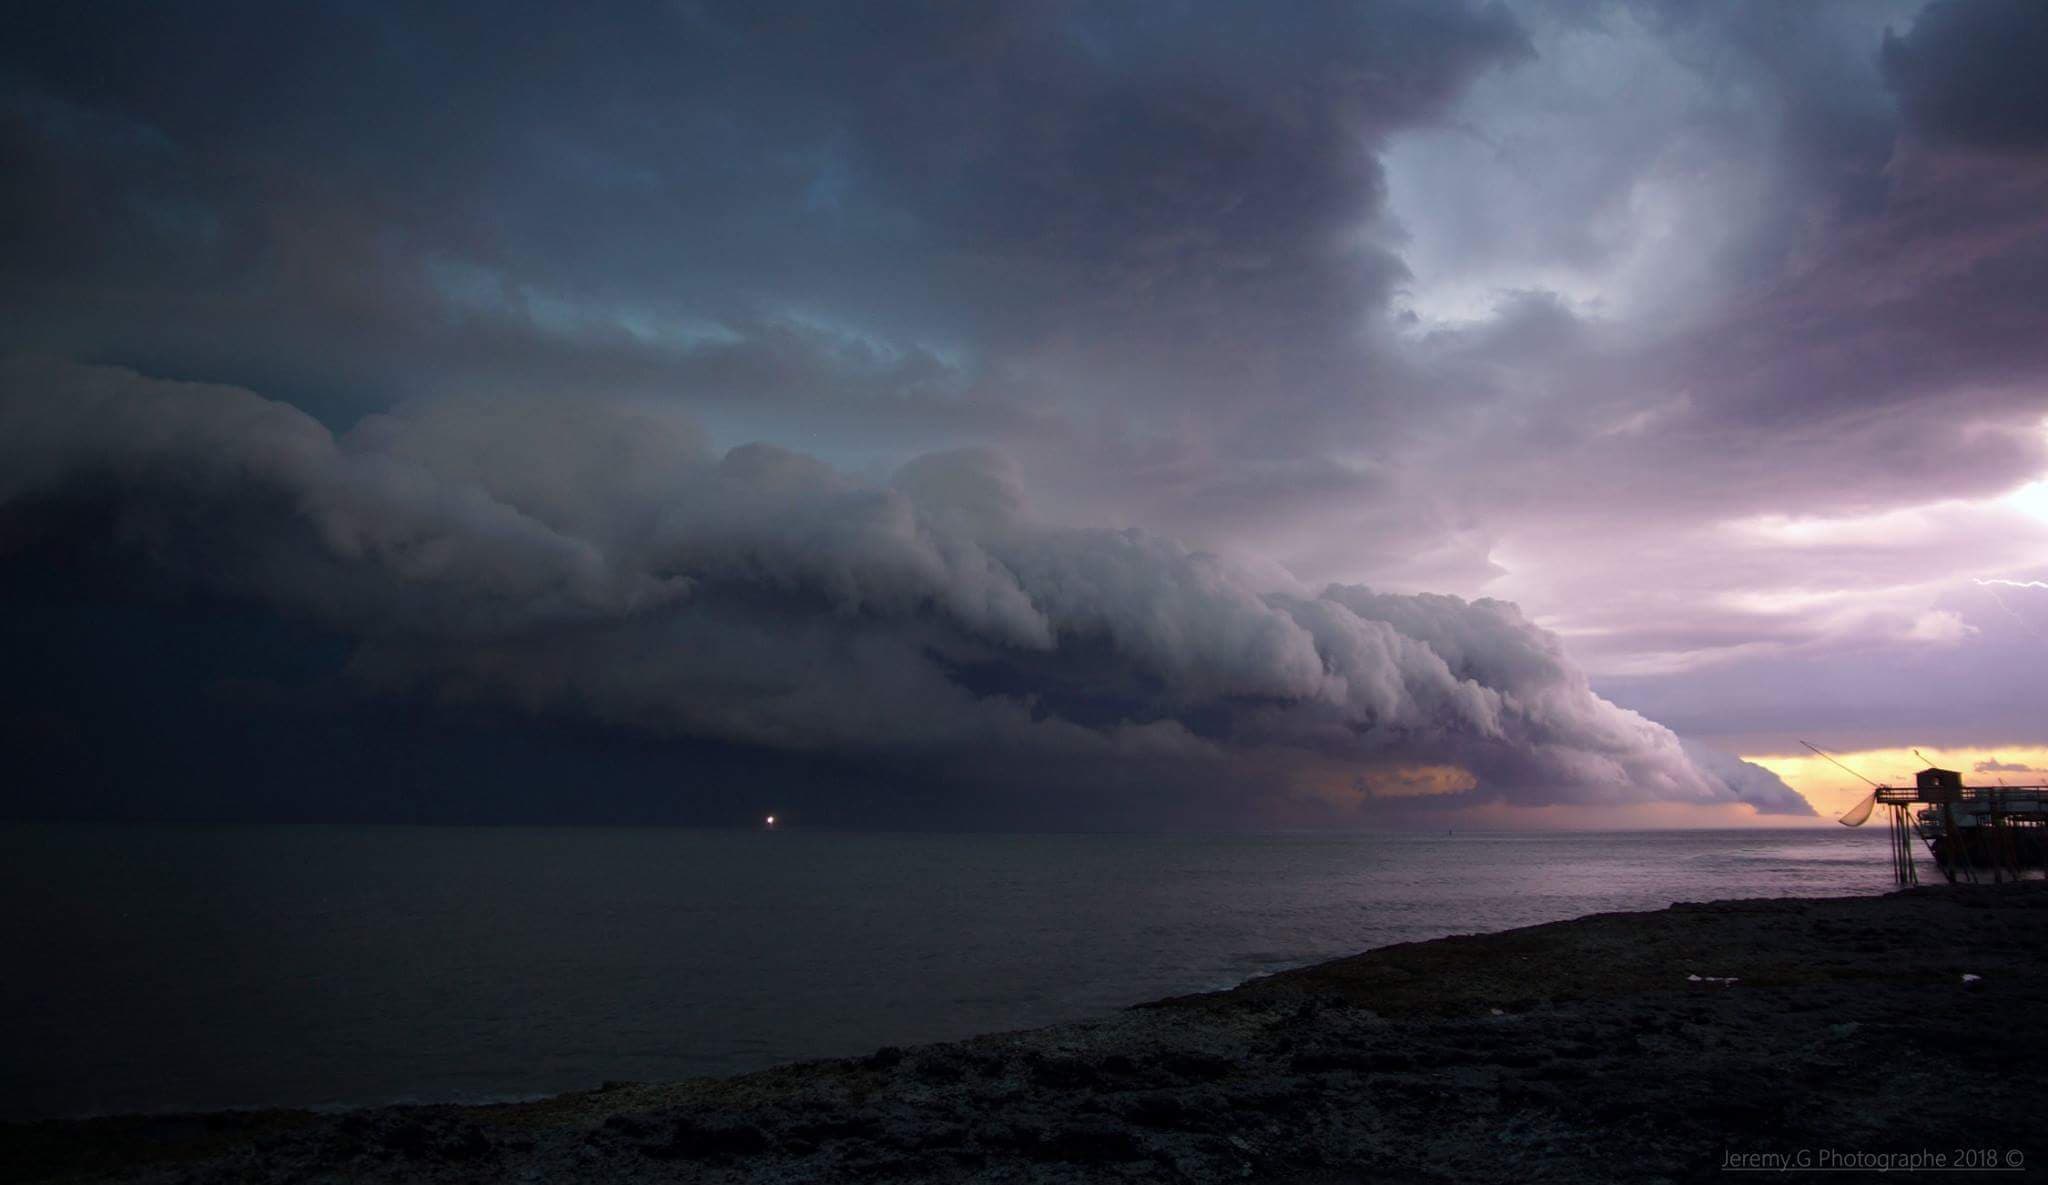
[[5, 0, 2046, 815], [0, 359, 1810, 817], [1883, 0, 2048, 149]]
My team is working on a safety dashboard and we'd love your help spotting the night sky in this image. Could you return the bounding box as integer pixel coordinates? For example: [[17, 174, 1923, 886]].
[[3, 1, 2045, 827]]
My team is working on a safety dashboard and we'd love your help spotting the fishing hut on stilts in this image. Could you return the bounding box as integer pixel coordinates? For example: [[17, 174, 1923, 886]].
[[1817, 743, 2048, 885]]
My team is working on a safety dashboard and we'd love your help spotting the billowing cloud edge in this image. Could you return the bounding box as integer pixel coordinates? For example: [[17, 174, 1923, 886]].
[[0, 359, 1813, 819]]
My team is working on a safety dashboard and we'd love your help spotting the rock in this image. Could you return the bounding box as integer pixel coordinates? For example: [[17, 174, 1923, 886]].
[[910, 1052, 966, 1084], [1117, 1091, 1199, 1129], [1025, 1053, 1100, 1089], [378, 1121, 433, 1159], [1031, 1122, 1146, 1162], [644, 1118, 772, 1159], [1161, 1050, 1237, 1081], [24, 886, 2048, 1185]]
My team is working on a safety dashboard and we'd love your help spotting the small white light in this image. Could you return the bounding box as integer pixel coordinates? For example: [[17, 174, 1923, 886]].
[[765, 815, 776, 826]]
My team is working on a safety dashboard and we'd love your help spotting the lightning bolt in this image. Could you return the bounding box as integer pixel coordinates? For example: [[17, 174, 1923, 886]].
[[1973, 580, 2048, 645]]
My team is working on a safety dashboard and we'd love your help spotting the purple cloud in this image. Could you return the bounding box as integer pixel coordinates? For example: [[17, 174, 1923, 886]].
[[3, 1, 2044, 820], [0, 359, 1810, 818]]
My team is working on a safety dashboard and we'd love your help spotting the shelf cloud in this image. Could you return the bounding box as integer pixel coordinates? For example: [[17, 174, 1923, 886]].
[[1, 360, 1808, 819], [4, 1, 2045, 820]]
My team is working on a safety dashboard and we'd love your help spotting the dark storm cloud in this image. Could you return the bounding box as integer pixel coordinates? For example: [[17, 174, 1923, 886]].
[[0, 0, 1525, 427], [0, 360, 1809, 818], [5, 0, 2046, 819], [1882, 0, 2048, 149]]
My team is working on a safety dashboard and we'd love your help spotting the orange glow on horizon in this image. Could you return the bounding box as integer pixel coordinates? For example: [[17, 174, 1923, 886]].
[[1454, 799, 1827, 831], [1746, 745, 2048, 820]]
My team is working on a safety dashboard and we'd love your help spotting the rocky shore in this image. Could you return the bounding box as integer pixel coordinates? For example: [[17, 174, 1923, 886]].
[[7, 884, 2045, 1184]]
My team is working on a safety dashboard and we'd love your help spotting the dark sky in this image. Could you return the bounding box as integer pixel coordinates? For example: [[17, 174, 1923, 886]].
[[3, 0, 2045, 826]]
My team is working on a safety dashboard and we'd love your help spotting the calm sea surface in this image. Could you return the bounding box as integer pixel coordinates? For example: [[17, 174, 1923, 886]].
[[0, 824, 1897, 1120]]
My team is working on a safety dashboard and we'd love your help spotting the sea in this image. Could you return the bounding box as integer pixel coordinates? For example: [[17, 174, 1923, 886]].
[[0, 824, 1898, 1121]]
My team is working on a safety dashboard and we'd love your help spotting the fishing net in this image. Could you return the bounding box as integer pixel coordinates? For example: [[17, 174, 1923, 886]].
[[1837, 791, 1877, 827]]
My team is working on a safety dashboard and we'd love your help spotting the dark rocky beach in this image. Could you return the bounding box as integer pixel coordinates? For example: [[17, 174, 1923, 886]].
[[8, 883, 2043, 1184]]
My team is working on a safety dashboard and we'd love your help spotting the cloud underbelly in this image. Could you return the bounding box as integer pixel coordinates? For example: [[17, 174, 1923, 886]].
[[0, 360, 1812, 817]]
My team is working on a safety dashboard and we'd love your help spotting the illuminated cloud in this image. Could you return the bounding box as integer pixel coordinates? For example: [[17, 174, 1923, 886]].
[[0, 361, 1809, 819], [3, 0, 2045, 822]]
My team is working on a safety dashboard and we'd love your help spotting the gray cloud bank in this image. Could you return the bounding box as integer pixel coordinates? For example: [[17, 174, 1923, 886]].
[[0, 360, 1809, 820], [6, 0, 2045, 816]]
